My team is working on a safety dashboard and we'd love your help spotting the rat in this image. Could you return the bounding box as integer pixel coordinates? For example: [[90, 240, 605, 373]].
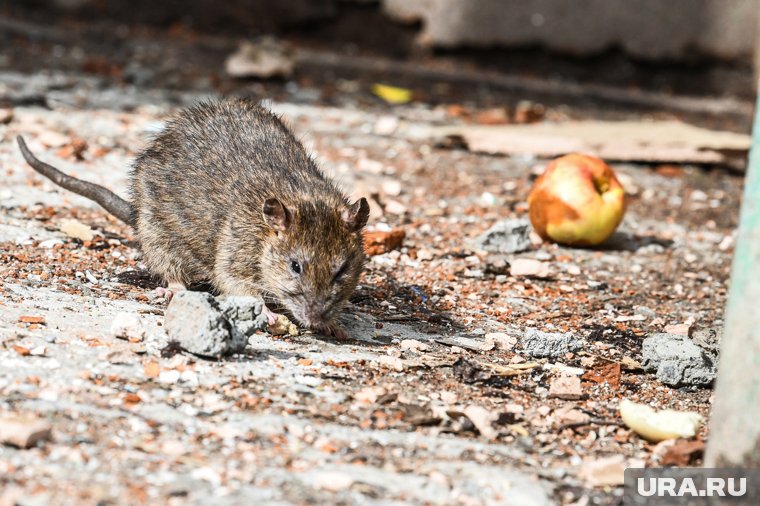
[[16, 99, 369, 337]]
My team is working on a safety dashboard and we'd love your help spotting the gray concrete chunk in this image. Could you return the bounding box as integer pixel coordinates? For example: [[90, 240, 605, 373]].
[[473, 219, 532, 254], [165, 292, 261, 358], [641, 333, 717, 387], [520, 328, 582, 358]]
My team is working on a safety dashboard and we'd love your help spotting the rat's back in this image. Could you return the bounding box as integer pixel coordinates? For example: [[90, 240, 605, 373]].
[[129, 99, 340, 286]]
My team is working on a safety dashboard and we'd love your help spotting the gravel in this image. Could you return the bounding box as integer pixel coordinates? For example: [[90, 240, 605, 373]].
[[641, 333, 718, 386]]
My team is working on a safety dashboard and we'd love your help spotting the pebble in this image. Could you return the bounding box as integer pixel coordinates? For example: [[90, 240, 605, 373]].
[[158, 370, 181, 384], [641, 333, 716, 386], [38, 239, 63, 249], [0, 107, 13, 124], [29, 345, 47, 356], [373, 115, 399, 135], [555, 406, 590, 425], [463, 405, 499, 440], [384, 199, 407, 215], [484, 255, 510, 275], [520, 329, 582, 358], [578, 455, 626, 487], [483, 332, 517, 351], [111, 312, 146, 342], [0, 416, 53, 448], [510, 258, 551, 278], [400, 339, 430, 352], [355, 386, 387, 404], [313, 471, 355, 492], [663, 323, 692, 336], [549, 376, 582, 400], [381, 179, 402, 197], [38, 131, 69, 148], [472, 219, 532, 254], [59, 219, 94, 242]]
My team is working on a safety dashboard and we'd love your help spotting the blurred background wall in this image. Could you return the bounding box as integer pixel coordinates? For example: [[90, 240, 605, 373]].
[[13, 0, 759, 66]]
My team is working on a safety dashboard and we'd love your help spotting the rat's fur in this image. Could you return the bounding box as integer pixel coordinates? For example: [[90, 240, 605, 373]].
[[18, 99, 369, 333]]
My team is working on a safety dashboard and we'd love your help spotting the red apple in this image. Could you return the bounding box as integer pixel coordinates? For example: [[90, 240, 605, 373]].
[[527, 153, 625, 247]]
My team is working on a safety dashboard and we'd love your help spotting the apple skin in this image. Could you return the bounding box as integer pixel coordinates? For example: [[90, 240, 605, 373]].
[[527, 153, 625, 247]]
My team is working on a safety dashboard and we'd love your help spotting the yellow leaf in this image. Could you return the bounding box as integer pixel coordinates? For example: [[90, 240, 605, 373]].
[[372, 83, 412, 104]]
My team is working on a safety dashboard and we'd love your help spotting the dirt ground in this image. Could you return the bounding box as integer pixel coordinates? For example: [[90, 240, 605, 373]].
[[0, 10, 751, 506]]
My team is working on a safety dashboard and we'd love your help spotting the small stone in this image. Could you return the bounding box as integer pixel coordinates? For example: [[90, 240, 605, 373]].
[[578, 455, 626, 487], [29, 345, 46, 356], [555, 405, 590, 425], [158, 370, 181, 384], [0, 416, 52, 448], [143, 361, 160, 378], [472, 219, 531, 254], [0, 108, 13, 125], [38, 239, 63, 249], [110, 312, 146, 342], [38, 131, 69, 148], [664, 323, 692, 336], [484, 255, 510, 275], [313, 471, 355, 492], [60, 219, 94, 242], [520, 329, 582, 358], [384, 199, 407, 215], [510, 259, 551, 278], [549, 376, 582, 400], [484, 332, 517, 351], [104, 350, 132, 365], [355, 386, 387, 404], [440, 391, 458, 404], [641, 333, 716, 386], [463, 405, 499, 440], [381, 179, 402, 197], [373, 115, 399, 135], [400, 339, 430, 352]]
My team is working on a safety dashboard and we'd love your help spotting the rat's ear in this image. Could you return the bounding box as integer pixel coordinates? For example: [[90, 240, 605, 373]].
[[263, 198, 291, 231], [342, 197, 369, 232]]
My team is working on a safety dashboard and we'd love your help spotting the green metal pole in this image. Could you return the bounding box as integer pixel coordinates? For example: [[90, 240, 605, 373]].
[[705, 89, 760, 467]]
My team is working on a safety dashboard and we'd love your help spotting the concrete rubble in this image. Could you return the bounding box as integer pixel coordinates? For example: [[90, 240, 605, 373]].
[[641, 333, 717, 387]]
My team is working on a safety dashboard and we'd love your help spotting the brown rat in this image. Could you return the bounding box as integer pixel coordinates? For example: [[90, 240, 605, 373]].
[[17, 99, 369, 336]]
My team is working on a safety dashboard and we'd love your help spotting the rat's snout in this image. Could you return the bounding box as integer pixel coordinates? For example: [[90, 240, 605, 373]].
[[301, 302, 330, 328]]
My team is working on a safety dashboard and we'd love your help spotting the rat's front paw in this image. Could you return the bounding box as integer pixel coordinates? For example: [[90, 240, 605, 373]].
[[325, 325, 349, 340], [262, 305, 280, 326]]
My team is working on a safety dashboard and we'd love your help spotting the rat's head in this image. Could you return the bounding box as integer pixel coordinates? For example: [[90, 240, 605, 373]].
[[258, 196, 369, 331]]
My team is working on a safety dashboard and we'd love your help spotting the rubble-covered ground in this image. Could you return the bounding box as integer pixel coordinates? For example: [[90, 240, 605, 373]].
[[0, 13, 750, 506]]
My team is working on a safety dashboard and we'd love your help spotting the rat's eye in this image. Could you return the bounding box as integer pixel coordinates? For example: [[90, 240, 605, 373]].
[[289, 260, 302, 275]]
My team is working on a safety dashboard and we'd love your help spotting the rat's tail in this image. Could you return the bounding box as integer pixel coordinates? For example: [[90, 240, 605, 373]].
[[16, 135, 136, 227]]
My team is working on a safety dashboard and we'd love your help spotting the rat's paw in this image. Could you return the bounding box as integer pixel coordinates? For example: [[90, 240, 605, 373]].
[[325, 325, 349, 340], [262, 305, 280, 326], [154, 282, 187, 302]]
